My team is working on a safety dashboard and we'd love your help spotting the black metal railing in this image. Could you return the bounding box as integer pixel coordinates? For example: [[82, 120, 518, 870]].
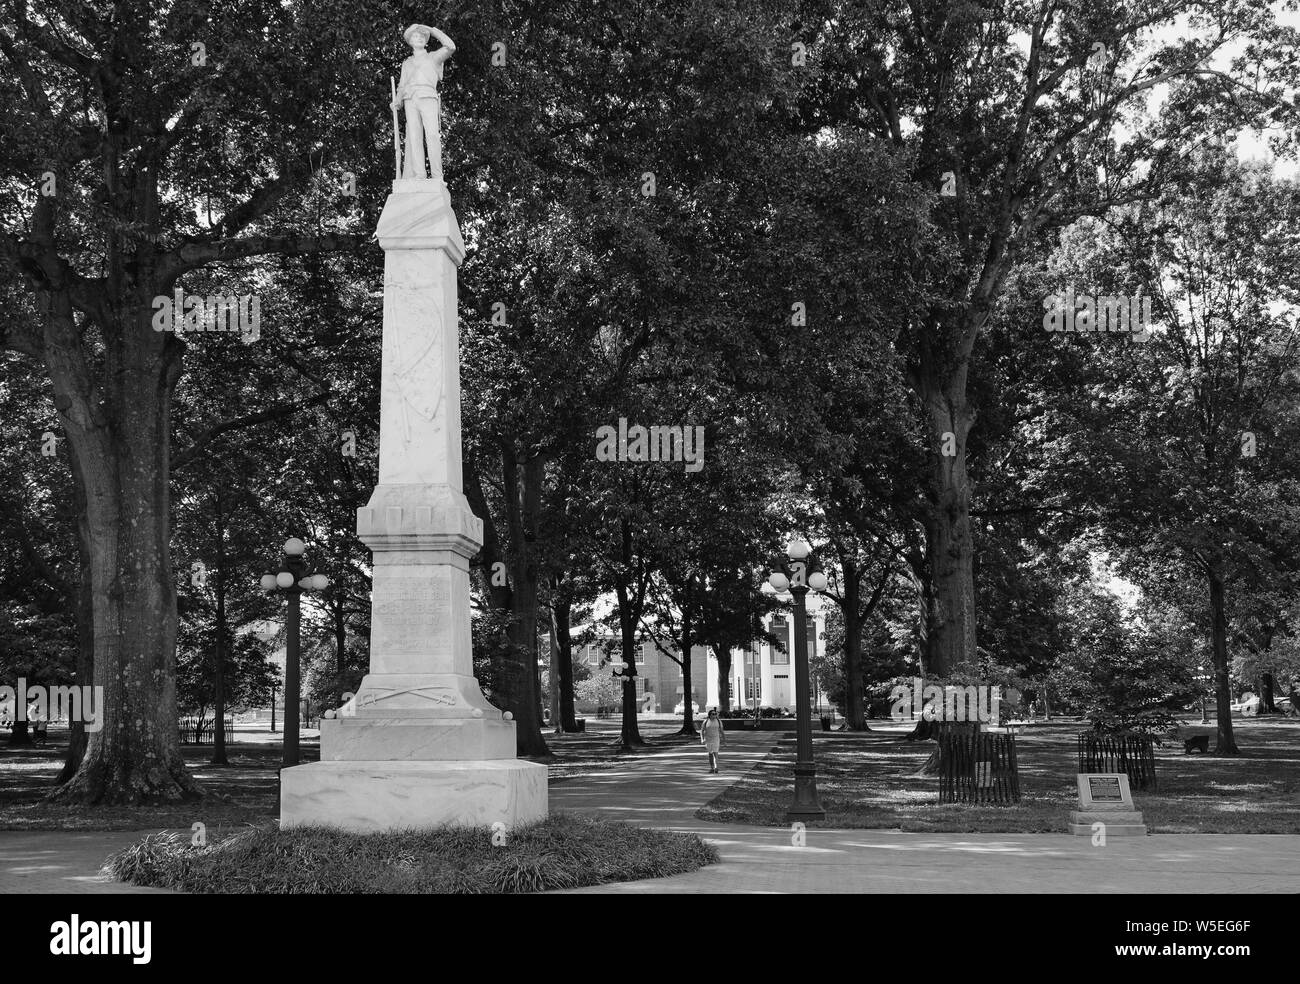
[[178, 715, 235, 745], [1077, 731, 1157, 791], [938, 730, 1020, 804]]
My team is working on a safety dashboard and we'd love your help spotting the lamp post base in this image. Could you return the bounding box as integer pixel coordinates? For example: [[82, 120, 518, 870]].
[[785, 762, 825, 821]]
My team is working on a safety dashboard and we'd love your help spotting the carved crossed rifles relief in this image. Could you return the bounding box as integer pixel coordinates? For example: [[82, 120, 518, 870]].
[[359, 685, 458, 708]]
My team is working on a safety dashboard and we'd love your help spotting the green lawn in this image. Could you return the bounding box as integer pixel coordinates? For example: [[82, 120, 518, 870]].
[[0, 718, 694, 830], [0, 734, 304, 831], [696, 718, 1300, 833]]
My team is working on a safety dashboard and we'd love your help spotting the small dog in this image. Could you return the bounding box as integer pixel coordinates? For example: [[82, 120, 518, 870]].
[[1183, 734, 1209, 754]]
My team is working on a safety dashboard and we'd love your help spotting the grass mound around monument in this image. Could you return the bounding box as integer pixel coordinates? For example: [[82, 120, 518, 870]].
[[102, 814, 717, 893]]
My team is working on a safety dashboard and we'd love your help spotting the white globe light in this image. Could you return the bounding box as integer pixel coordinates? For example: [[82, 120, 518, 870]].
[[298, 577, 312, 589], [323, 709, 336, 719], [283, 537, 306, 557], [275, 571, 294, 589], [311, 574, 330, 591], [260, 574, 278, 592], [786, 539, 812, 561], [768, 572, 790, 592], [808, 572, 828, 592]]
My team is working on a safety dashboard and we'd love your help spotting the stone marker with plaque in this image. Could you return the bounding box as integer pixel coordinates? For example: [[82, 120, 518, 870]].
[[1069, 773, 1147, 836]]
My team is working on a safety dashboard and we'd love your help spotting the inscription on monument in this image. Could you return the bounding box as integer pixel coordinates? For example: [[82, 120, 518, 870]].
[[1088, 776, 1123, 801], [1075, 772, 1136, 811], [372, 577, 451, 655]]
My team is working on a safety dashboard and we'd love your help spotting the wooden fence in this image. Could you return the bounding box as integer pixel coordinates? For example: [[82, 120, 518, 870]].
[[938, 730, 1020, 804], [178, 715, 234, 745], [1077, 732, 1158, 791]]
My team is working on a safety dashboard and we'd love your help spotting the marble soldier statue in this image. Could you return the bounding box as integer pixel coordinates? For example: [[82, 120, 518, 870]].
[[279, 20, 547, 835], [392, 23, 456, 181]]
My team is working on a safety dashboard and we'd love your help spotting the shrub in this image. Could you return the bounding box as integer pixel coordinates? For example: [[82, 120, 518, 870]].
[[102, 815, 717, 894]]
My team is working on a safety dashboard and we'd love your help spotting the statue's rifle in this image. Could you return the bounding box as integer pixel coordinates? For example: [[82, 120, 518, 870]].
[[391, 76, 401, 179]]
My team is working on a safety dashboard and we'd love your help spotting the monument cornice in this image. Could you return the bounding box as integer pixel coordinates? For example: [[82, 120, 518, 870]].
[[375, 183, 466, 263]]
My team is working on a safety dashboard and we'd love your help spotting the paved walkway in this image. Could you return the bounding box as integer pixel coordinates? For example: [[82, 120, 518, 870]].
[[0, 830, 173, 894], [2, 731, 1294, 893]]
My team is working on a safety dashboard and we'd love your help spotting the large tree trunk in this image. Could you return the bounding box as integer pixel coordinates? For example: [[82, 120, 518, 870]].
[[841, 558, 867, 730], [906, 542, 933, 677], [918, 366, 977, 678], [57, 444, 95, 784], [676, 576, 697, 736], [715, 645, 732, 713], [211, 486, 228, 765], [500, 449, 548, 756], [547, 616, 559, 731], [46, 296, 201, 803], [1207, 569, 1239, 755], [1261, 672, 1276, 713], [614, 580, 645, 749], [551, 595, 579, 732]]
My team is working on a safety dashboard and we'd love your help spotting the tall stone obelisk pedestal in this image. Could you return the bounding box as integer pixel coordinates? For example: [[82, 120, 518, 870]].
[[280, 178, 547, 833]]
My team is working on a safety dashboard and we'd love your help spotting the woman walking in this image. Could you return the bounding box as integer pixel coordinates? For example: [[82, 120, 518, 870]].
[[701, 708, 725, 773]]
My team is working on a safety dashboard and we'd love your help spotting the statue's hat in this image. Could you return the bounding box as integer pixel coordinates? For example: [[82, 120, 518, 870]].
[[403, 23, 433, 43]]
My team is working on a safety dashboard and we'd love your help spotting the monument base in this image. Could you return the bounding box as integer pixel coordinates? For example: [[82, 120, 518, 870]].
[[319, 716, 517, 760], [280, 759, 548, 833], [1069, 810, 1148, 836]]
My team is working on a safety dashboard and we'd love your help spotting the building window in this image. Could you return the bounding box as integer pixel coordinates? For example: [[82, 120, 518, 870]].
[[771, 617, 790, 664]]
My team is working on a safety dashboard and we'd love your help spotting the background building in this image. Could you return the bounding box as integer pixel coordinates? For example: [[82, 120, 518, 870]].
[[572, 596, 831, 715], [572, 629, 709, 713], [707, 598, 831, 713]]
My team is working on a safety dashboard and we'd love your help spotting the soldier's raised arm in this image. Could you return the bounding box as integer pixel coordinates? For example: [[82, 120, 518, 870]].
[[429, 26, 456, 62]]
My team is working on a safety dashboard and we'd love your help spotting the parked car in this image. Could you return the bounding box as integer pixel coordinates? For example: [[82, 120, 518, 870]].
[[673, 701, 701, 715]]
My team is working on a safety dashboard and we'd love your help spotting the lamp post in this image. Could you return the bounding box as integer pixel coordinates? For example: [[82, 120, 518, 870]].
[[1197, 664, 1209, 724], [260, 537, 330, 768], [610, 658, 632, 713], [768, 539, 827, 821]]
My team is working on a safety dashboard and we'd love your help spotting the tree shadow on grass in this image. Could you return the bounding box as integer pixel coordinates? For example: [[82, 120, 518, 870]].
[[0, 729, 316, 830], [695, 719, 1300, 833]]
